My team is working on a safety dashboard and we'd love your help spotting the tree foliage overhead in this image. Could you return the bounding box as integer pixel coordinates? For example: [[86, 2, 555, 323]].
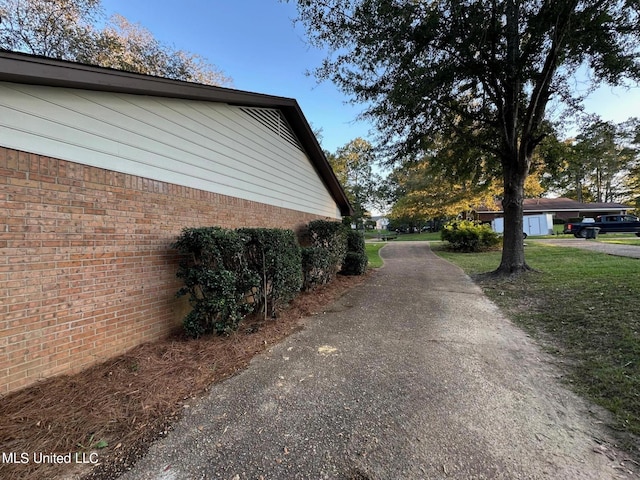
[[387, 130, 501, 220], [292, 0, 640, 155], [289, 0, 640, 275], [0, 0, 231, 85], [0, 0, 99, 58], [388, 147, 545, 222]]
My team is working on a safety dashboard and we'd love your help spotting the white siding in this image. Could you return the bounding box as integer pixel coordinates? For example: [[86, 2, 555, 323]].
[[0, 82, 340, 218]]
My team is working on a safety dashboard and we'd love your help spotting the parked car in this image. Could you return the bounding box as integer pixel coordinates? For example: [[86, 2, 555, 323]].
[[564, 215, 640, 237]]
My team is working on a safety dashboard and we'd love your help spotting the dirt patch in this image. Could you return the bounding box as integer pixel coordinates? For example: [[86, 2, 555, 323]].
[[0, 273, 369, 480]]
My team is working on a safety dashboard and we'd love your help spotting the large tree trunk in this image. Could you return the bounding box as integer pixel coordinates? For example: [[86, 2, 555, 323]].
[[493, 0, 532, 276], [494, 158, 533, 276]]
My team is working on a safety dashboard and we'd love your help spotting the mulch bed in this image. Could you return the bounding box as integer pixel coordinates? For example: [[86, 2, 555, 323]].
[[0, 273, 369, 480]]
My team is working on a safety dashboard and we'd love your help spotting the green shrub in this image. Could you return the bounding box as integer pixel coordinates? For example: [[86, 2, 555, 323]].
[[301, 246, 331, 290], [237, 228, 302, 319], [342, 251, 368, 275], [173, 227, 258, 337], [341, 230, 367, 275], [302, 220, 347, 289], [345, 229, 366, 254], [441, 220, 501, 252]]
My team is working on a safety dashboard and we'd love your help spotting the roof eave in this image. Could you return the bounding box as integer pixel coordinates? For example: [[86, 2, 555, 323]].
[[0, 50, 354, 217]]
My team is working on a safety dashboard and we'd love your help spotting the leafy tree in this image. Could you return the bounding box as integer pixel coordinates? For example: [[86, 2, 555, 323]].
[[537, 134, 588, 201], [0, 0, 230, 85], [388, 120, 547, 224], [545, 118, 639, 203], [0, 0, 99, 58], [287, 0, 640, 276], [79, 14, 230, 85], [620, 119, 640, 206], [328, 137, 383, 229], [626, 168, 640, 209], [575, 119, 637, 203], [389, 157, 501, 220]]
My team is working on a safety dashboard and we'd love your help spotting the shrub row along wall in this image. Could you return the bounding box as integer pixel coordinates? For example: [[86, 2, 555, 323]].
[[0, 146, 329, 395], [174, 223, 360, 338], [342, 229, 368, 275], [301, 220, 348, 290], [174, 227, 306, 337]]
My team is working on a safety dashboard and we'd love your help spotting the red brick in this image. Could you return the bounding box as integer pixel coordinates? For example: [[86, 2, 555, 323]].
[[0, 145, 327, 395]]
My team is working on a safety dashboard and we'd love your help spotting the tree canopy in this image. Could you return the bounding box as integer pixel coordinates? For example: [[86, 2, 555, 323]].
[[327, 137, 383, 229], [0, 0, 230, 85], [288, 0, 640, 275], [544, 118, 640, 203]]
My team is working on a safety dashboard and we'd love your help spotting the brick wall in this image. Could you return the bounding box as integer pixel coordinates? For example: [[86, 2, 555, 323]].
[[0, 146, 330, 395]]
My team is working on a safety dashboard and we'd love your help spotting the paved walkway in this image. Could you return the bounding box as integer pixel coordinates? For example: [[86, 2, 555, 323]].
[[533, 238, 640, 258], [119, 242, 635, 480]]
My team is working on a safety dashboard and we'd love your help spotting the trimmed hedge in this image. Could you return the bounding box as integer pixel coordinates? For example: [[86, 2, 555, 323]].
[[302, 220, 347, 289], [300, 246, 329, 290], [238, 228, 302, 319], [174, 220, 364, 337], [173, 227, 258, 337], [342, 230, 367, 275]]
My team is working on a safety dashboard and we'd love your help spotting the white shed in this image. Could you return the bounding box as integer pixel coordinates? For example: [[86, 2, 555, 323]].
[[492, 213, 554, 237]]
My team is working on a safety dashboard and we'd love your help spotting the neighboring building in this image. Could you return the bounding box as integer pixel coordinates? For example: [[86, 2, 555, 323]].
[[372, 216, 390, 230], [475, 197, 631, 222], [0, 51, 352, 395]]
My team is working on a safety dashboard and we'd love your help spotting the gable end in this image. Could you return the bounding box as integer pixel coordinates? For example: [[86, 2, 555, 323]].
[[240, 107, 303, 151]]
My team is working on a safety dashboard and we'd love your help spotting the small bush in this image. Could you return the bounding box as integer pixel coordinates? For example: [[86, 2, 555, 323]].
[[341, 230, 367, 275], [302, 220, 347, 289], [301, 246, 331, 290], [173, 227, 258, 337], [238, 228, 302, 319], [342, 251, 368, 275], [441, 220, 501, 252], [345, 229, 366, 254]]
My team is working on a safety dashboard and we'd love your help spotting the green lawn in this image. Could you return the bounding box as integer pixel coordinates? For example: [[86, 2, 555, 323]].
[[434, 243, 640, 448], [365, 243, 385, 268], [364, 230, 443, 242], [598, 237, 640, 245], [394, 231, 442, 241]]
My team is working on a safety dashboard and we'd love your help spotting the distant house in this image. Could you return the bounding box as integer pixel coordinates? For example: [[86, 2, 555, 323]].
[[372, 216, 390, 230], [0, 51, 352, 395], [475, 197, 631, 222]]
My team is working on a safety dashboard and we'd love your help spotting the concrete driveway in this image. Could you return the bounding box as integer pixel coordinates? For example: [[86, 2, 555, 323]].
[[119, 242, 636, 480], [533, 238, 640, 258]]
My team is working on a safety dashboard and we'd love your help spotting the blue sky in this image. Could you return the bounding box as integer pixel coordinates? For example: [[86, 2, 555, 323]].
[[100, 0, 639, 154], [100, 0, 372, 154]]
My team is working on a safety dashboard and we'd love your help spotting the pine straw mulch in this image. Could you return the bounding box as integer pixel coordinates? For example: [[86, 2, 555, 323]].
[[0, 273, 369, 480]]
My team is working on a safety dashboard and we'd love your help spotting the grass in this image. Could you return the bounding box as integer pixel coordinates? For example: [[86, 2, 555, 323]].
[[394, 231, 442, 241], [364, 230, 443, 242], [363, 231, 441, 267], [365, 243, 385, 268], [598, 237, 640, 245], [434, 243, 640, 447]]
